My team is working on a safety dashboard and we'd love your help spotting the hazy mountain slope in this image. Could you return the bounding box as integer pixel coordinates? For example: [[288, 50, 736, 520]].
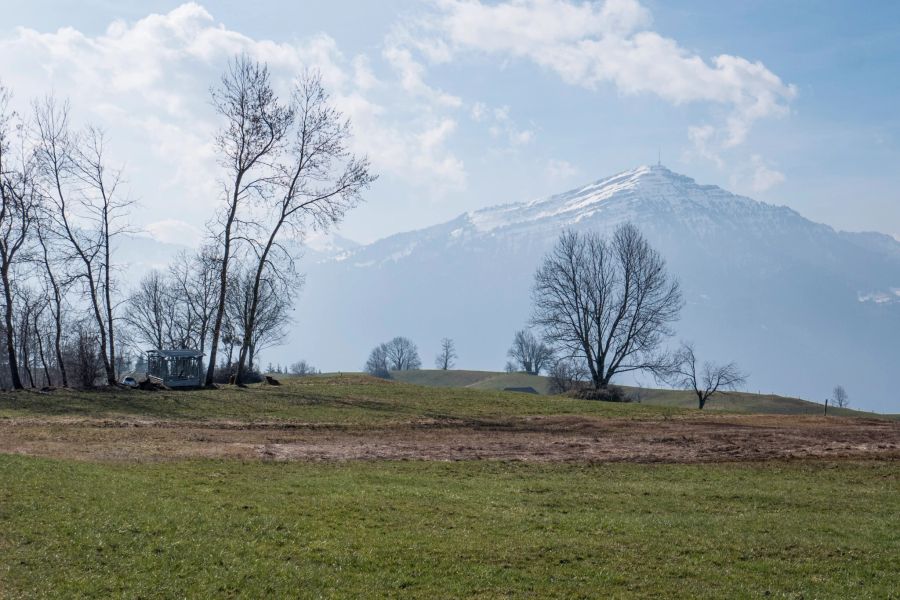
[[290, 165, 899, 412]]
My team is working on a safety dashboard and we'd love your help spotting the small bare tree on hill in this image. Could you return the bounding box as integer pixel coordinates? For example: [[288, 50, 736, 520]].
[[507, 329, 553, 375], [667, 341, 747, 409], [832, 385, 849, 409], [435, 337, 457, 370], [384, 336, 421, 371]]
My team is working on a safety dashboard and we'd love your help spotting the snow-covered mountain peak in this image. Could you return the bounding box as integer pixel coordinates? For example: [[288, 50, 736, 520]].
[[466, 164, 758, 234]]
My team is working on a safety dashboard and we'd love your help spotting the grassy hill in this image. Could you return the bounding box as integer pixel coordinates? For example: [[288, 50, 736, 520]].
[[389, 369, 880, 417], [0, 374, 681, 424]]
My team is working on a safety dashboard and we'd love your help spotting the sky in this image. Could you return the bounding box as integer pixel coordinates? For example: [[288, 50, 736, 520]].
[[1, 0, 899, 246]]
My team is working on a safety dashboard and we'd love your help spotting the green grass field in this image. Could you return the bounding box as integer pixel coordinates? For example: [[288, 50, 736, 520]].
[[1, 375, 896, 598], [1, 456, 897, 599]]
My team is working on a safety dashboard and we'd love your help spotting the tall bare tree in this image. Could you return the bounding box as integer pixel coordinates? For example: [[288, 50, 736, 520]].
[[72, 126, 132, 384], [532, 224, 683, 389], [832, 385, 849, 409], [507, 329, 553, 375], [0, 83, 39, 389], [435, 337, 457, 370], [205, 55, 293, 386], [233, 71, 374, 383], [667, 341, 746, 409], [34, 96, 130, 386]]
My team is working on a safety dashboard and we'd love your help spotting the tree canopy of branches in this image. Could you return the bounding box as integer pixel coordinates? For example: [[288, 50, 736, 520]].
[[532, 224, 683, 389], [365, 343, 390, 379], [547, 358, 588, 394], [365, 336, 421, 377], [832, 385, 849, 409], [289, 360, 317, 376], [225, 261, 296, 376], [506, 329, 553, 375], [435, 337, 457, 370], [667, 342, 747, 409]]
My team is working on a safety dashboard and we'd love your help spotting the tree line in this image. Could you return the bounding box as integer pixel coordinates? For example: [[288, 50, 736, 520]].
[[0, 55, 374, 390]]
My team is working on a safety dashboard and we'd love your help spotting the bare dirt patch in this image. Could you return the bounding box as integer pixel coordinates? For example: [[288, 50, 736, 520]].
[[0, 414, 897, 463]]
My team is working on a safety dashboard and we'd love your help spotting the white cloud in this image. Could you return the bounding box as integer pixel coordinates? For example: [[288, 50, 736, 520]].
[[417, 0, 795, 161], [0, 2, 467, 226], [469, 103, 534, 148], [546, 158, 580, 180], [728, 154, 786, 193], [143, 219, 205, 247], [749, 155, 786, 192]]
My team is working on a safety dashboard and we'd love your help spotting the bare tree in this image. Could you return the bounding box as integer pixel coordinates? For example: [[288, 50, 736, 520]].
[[547, 358, 588, 394], [0, 84, 39, 389], [225, 261, 295, 377], [435, 337, 457, 370], [667, 341, 747, 409], [289, 360, 317, 376], [365, 343, 390, 378], [65, 319, 102, 388], [125, 270, 171, 350], [233, 70, 374, 384], [366, 336, 421, 375], [832, 385, 849, 409], [384, 336, 421, 371], [532, 224, 683, 389], [169, 246, 219, 361], [34, 96, 131, 386], [73, 126, 132, 384], [507, 329, 553, 375], [205, 55, 293, 386]]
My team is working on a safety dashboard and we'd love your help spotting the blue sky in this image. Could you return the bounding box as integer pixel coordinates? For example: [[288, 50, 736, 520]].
[[1, 0, 898, 244]]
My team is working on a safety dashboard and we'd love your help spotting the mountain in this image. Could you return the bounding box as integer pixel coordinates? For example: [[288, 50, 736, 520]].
[[289, 165, 899, 412]]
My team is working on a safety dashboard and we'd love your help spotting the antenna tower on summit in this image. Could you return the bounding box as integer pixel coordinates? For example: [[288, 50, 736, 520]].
[[657, 147, 661, 166]]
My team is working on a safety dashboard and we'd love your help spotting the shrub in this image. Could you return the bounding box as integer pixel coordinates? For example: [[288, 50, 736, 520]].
[[572, 385, 630, 402], [547, 359, 588, 394]]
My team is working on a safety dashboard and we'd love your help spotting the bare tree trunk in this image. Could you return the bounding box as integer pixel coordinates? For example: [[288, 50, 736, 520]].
[[235, 226, 279, 384], [1, 267, 22, 389], [206, 192, 239, 386], [103, 230, 116, 384], [38, 229, 68, 387], [36, 330, 51, 387], [20, 310, 34, 388]]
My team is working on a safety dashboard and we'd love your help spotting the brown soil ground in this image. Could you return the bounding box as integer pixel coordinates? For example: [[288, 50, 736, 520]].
[[1, 414, 898, 463]]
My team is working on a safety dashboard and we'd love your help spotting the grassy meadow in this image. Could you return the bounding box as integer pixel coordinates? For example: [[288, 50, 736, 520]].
[[0, 375, 897, 598], [1, 456, 898, 599]]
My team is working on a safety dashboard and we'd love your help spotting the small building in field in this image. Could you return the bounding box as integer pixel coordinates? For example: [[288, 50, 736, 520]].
[[146, 349, 204, 388]]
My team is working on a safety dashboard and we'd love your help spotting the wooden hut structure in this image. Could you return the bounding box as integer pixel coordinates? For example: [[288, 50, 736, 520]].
[[146, 349, 204, 388]]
